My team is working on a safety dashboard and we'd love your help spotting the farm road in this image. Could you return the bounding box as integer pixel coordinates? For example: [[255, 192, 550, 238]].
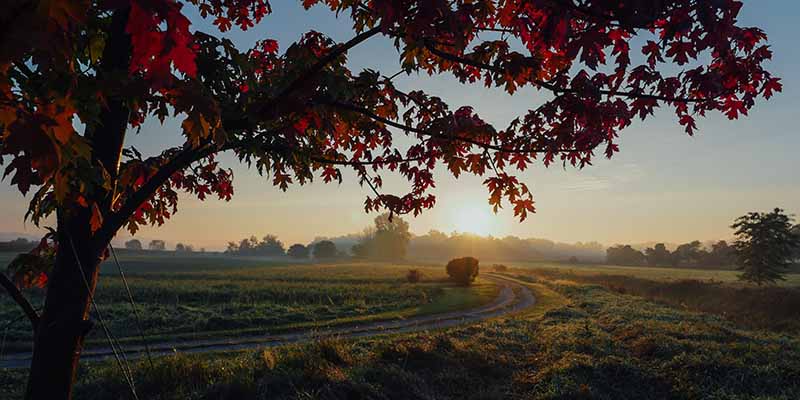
[[0, 274, 535, 369]]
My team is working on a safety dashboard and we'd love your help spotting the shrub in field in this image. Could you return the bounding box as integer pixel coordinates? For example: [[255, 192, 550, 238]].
[[406, 269, 423, 283], [492, 264, 508, 272], [446, 257, 479, 286]]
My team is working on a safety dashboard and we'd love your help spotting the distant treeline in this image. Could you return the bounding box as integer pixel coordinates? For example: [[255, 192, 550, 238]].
[[410, 231, 605, 263], [313, 225, 606, 263], [0, 238, 35, 253], [224, 235, 342, 259], [225, 235, 286, 256], [606, 240, 738, 268]]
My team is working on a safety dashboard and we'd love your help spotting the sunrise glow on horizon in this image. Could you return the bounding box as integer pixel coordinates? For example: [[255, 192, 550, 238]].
[[0, 1, 797, 251]]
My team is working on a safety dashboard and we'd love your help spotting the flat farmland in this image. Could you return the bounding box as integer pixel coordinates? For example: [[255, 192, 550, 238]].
[[0, 252, 497, 350]]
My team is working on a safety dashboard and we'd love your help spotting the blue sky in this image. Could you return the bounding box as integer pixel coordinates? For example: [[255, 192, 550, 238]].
[[1, 1, 798, 249]]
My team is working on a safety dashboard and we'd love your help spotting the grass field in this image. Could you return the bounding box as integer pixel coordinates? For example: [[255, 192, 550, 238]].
[[499, 260, 800, 286], [4, 269, 798, 400], [4, 252, 800, 399], [0, 252, 497, 350]]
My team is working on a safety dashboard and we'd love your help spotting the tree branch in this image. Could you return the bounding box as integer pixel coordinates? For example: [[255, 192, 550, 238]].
[[95, 144, 216, 245], [320, 100, 577, 154], [0, 273, 39, 332], [250, 26, 382, 118], [422, 42, 707, 103]]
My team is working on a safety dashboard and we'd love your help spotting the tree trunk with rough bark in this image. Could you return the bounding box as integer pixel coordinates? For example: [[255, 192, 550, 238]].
[[24, 8, 131, 399], [25, 210, 107, 400]]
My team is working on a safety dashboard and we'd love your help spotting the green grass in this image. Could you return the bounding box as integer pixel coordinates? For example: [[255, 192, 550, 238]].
[[499, 260, 800, 286], [505, 267, 800, 333], [414, 279, 498, 315], [0, 252, 497, 350], [5, 272, 797, 400]]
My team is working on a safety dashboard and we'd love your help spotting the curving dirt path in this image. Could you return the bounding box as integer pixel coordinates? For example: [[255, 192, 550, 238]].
[[0, 274, 534, 369]]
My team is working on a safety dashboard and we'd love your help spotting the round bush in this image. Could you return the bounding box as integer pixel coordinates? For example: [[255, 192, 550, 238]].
[[446, 257, 479, 286]]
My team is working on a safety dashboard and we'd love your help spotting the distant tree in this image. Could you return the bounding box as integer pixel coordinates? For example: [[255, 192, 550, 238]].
[[353, 213, 411, 261], [671, 241, 706, 267], [256, 235, 285, 256], [124, 239, 142, 250], [313, 241, 338, 260], [148, 240, 166, 251], [793, 225, 800, 262], [406, 269, 423, 283], [174, 243, 194, 252], [11, 237, 29, 244], [567, 256, 580, 264], [644, 243, 672, 266], [238, 236, 258, 254], [351, 242, 367, 259], [705, 240, 736, 266], [446, 257, 480, 286], [492, 264, 508, 272], [9, 237, 32, 247], [226, 234, 285, 256], [287, 244, 310, 259], [0, 238, 34, 252], [606, 245, 646, 266], [732, 209, 800, 285]]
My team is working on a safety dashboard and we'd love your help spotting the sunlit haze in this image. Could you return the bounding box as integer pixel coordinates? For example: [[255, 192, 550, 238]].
[[1, 1, 797, 250]]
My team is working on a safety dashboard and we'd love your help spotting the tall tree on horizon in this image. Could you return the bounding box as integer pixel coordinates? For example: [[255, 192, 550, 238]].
[[353, 212, 412, 260], [644, 243, 671, 266], [0, 1, 781, 398], [732, 208, 800, 285]]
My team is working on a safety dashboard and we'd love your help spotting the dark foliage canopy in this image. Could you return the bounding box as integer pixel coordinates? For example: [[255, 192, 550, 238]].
[[313, 240, 338, 259], [732, 208, 800, 285]]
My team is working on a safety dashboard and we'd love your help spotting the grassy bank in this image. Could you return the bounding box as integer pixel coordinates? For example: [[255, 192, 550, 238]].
[[508, 268, 800, 333], [5, 275, 798, 399], [502, 260, 800, 286]]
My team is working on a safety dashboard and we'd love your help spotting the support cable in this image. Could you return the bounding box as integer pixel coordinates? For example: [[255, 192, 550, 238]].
[[67, 235, 139, 400], [108, 244, 155, 368]]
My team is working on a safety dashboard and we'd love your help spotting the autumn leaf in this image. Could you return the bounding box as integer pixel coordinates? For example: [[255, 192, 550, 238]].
[[182, 109, 212, 146], [90, 203, 103, 233]]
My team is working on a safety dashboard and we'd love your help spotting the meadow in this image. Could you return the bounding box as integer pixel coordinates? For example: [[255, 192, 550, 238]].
[[500, 260, 800, 286], [3, 252, 800, 399], [491, 261, 800, 332], [0, 251, 497, 351], [3, 268, 799, 399]]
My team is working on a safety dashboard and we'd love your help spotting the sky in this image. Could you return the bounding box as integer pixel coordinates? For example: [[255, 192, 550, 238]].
[[1, 1, 798, 250]]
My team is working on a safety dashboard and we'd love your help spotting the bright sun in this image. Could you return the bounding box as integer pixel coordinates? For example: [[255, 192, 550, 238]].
[[451, 203, 495, 236]]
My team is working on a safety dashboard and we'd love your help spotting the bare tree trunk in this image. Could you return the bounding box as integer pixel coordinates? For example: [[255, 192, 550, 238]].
[[25, 211, 106, 400]]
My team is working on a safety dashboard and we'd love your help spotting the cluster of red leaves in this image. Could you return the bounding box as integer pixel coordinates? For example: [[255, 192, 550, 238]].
[[127, 0, 198, 87], [190, 0, 271, 31], [0, 0, 782, 248], [6, 232, 56, 289], [115, 149, 233, 234], [265, 0, 780, 220]]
